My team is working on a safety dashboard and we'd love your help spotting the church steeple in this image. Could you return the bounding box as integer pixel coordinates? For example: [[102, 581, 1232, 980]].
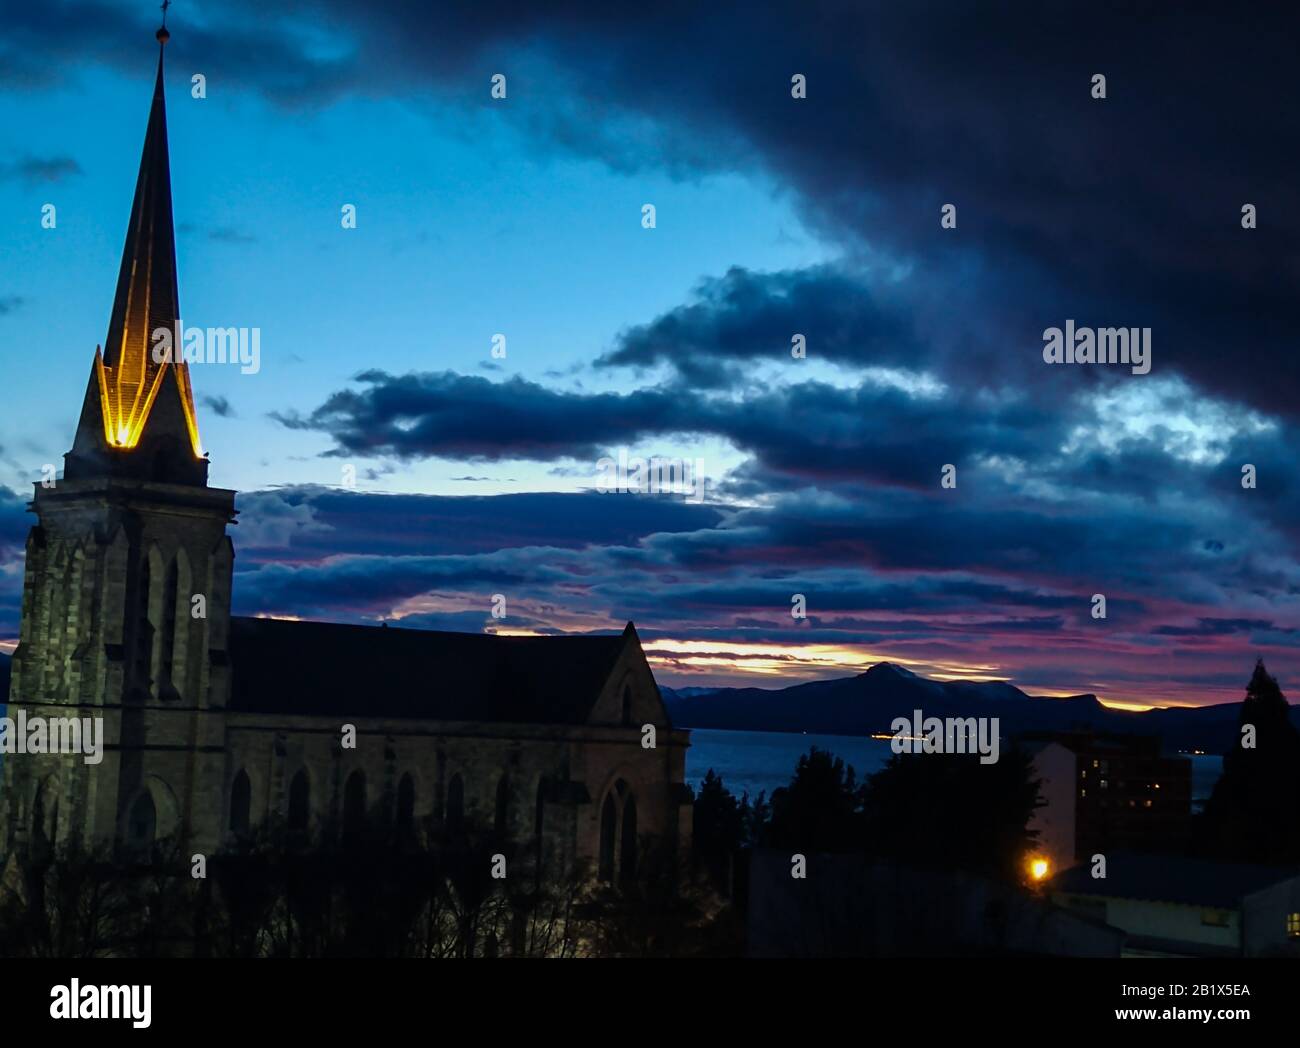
[[67, 16, 206, 486]]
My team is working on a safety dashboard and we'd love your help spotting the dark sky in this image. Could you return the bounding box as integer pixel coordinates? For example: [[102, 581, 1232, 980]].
[[2, 1, 1298, 707]]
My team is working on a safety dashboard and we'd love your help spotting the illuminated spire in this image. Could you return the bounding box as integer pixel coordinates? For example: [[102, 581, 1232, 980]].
[[69, 15, 205, 484]]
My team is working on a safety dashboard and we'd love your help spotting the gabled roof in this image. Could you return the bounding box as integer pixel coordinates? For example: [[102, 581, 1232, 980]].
[[227, 616, 634, 725], [1052, 850, 1299, 908]]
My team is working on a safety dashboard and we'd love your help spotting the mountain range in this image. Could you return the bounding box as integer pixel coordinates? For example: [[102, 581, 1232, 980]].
[[660, 662, 1296, 755]]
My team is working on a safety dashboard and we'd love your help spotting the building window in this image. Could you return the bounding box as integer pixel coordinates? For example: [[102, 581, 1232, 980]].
[[598, 793, 617, 881], [396, 773, 415, 834], [597, 780, 638, 886], [495, 775, 511, 836], [33, 779, 60, 849], [343, 771, 366, 837], [446, 774, 465, 833], [1287, 913, 1300, 938], [159, 558, 179, 695], [1099, 779, 1108, 789], [133, 557, 153, 688], [126, 790, 157, 852], [535, 778, 547, 840], [620, 794, 638, 885], [1201, 910, 1231, 928], [288, 770, 310, 832], [229, 770, 251, 837]]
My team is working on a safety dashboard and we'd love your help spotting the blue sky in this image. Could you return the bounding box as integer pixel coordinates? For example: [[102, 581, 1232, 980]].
[[0, 34, 826, 496], [3, 1, 1300, 709]]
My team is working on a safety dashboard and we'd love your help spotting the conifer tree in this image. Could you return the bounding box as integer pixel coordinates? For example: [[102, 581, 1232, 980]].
[[1201, 660, 1300, 863]]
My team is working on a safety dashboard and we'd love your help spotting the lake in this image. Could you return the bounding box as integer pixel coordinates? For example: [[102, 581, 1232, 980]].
[[685, 727, 1224, 809]]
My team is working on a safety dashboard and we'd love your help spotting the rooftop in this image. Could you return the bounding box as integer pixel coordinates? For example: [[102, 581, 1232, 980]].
[[1051, 850, 1298, 908], [227, 616, 639, 725]]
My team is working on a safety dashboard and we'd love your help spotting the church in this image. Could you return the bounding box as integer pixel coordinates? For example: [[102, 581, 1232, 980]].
[[0, 26, 693, 886]]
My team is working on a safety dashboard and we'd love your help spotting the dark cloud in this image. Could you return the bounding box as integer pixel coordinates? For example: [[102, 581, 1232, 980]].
[[272, 370, 692, 463], [179, 224, 259, 245], [274, 366, 1068, 492], [598, 266, 923, 388], [234, 486, 725, 563], [1154, 618, 1291, 638], [9, 2, 1296, 410], [222, 1, 1300, 416], [201, 394, 235, 418], [0, 155, 82, 185]]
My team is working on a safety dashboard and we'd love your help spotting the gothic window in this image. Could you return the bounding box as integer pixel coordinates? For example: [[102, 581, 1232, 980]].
[[288, 770, 310, 832], [343, 770, 366, 837], [127, 790, 157, 852], [396, 773, 416, 834], [133, 557, 153, 689], [31, 790, 46, 843], [159, 558, 179, 696], [620, 794, 638, 884], [598, 779, 637, 886], [599, 793, 617, 882], [622, 684, 632, 724], [229, 770, 251, 837], [33, 778, 59, 850], [446, 773, 465, 833], [535, 778, 547, 839], [495, 775, 510, 836]]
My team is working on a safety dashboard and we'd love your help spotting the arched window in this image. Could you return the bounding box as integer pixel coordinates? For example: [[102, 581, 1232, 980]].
[[535, 778, 547, 839], [133, 557, 153, 690], [159, 558, 179, 696], [127, 790, 157, 852], [597, 780, 637, 885], [396, 773, 416, 833], [446, 774, 465, 833], [33, 778, 59, 848], [598, 793, 617, 882], [495, 775, 510, 836], [622, 684, 632, 724], [620, 794, 638, 884], [229, 770, 251, 837], [343, 770, 366, 837], [288, 770, 310, 832]]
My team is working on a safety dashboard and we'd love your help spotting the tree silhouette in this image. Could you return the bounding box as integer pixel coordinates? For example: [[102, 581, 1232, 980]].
[[692, 769, 747, 883], [763, 748, 866, 853], [1200, 660, 1300, 863], [862, 747, 1041, 881]]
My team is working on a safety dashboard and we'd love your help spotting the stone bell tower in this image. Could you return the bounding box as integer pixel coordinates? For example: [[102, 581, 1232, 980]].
[[2, 22, 236, 860]]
